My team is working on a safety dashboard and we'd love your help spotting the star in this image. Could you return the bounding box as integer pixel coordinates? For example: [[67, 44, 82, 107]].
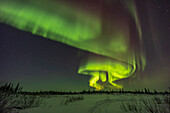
[[165, 9, 169, 12], [158, 6, 161, 9]]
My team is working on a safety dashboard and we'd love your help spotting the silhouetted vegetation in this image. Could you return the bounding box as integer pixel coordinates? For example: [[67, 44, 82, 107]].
[[120, 95, 170, 113], [19, 88, 170, 95], [0, 82, 170, 113], [61, 95, 84, 105], [0, 82, 42, 113], [0, 82, 23, 93]]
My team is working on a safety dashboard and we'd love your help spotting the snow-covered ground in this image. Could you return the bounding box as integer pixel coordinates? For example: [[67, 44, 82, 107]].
[[19, 94, 170, 113]]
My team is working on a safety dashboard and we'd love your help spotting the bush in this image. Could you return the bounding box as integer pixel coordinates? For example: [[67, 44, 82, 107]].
[[61, 95, 84, 105], [120, 95, 170, 113], [0, 82, 42, 113]]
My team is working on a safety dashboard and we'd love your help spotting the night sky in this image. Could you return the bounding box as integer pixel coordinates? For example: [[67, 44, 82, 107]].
[[0, 0, 170, 91]]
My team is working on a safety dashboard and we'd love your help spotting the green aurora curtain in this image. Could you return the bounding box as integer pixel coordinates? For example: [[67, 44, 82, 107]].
[[0, 0, 145, 90]]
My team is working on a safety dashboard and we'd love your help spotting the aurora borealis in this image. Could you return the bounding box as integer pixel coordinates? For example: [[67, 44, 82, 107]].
[[0, 0, 144, 61], [0, 0, 169, 91]]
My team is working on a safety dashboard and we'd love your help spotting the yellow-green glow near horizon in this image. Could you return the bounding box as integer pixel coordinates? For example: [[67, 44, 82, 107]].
[[0, 0, 145, 90], [78, 54, 136, 90]]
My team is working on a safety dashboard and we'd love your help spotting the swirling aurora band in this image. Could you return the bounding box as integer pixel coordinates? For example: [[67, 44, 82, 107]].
[[0, 0, 145, 90]]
